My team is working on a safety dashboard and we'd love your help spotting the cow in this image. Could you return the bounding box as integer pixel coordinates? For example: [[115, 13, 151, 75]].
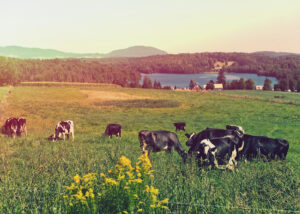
[[185, 126, 244, 155], [138, 130, 187, 162], [104, 124, 121, 138], [54, 120, 74, 141], [17, 118, 27, 136], [185, 130, 245, 170], [238, 134, 289, 160], [3, 118, 19, 138], [173, 122, 186, 131]]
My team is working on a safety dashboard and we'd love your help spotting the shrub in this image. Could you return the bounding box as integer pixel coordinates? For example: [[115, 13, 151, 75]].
[[64, 154, 169, 213]]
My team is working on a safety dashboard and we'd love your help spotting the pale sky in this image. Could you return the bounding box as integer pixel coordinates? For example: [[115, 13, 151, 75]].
[[1, 0, 299, 54]]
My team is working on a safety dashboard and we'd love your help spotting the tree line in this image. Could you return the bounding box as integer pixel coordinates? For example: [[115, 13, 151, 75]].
[[1, 52, 300, 91]]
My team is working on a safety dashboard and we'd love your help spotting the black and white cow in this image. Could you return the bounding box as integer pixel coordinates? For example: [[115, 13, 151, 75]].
[[185, 129, 244, 170], [138, 130, 187, 162], [173, 122, 186, 131], [3, 118, 19, 138], [186, 126, 244, 155], [53, 120, 74, 141], [17, 118, 27, 136], [104, 124, 121, 138], [238, 134, 289, 160]]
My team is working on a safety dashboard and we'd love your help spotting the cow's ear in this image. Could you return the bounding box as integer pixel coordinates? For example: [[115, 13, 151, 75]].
[[185, 133, 191, 138]]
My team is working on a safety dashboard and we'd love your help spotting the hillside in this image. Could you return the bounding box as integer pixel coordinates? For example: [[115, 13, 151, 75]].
[[253, 51, 300, 57], [0, 45, 167, 59], [104, 46, 167, 58]]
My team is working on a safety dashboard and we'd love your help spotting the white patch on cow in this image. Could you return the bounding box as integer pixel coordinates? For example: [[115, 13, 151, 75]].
[[200, 139, 215, 149], [189, 132, 195, 140], [228, 148, 237, 166], [238, 141, 244, 152], [162, 145, 168, 150]]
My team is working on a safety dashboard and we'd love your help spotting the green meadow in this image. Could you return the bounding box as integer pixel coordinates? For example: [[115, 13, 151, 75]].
[[0, 84, 299, 213]]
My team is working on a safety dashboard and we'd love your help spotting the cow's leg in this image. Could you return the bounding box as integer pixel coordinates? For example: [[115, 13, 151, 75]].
[[24, 126, 27, 136], [119, 130, 121, 138], [67, 134, 69, 140], [63, 133, 66, 141]]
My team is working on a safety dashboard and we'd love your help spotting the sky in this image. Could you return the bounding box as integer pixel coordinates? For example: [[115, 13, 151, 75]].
[[0, 0, 299, 54]]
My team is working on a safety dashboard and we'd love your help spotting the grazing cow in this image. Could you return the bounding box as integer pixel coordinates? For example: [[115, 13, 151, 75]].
[[54, 120, 74, 141], [186, 127, 244, 155], [173, 122, 186, 131], [185, 131, 245, 170], [138, 130, 187, 162], [104, 124, 121, 138], [17, 118, 27, 136], [3, 118, 18, 138], [238, 134, 289, 160]]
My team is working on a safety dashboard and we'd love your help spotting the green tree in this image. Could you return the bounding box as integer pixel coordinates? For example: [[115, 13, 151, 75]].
[[245, 78, 255, 90], [142, 76, 152, 88], [217, 71, 226, 86], [206, 80, 215, 90], [263, 78, 272, 91], [238, 78, 246, 89], [189, 79, 196, 90]]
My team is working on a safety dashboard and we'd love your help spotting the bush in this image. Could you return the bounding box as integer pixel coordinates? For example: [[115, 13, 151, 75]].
[[63, 154, 169, 213]]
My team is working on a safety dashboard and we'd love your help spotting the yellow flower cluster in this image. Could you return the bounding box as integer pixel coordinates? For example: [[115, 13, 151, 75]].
[[64, 173, 97, 206], [64, 154, 169, 212]]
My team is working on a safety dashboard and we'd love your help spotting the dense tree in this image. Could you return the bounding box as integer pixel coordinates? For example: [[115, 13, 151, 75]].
[[153, 80, 162, 89], [263, 78, 272, 91], [245, 78, 255, 90], [206, 80, 215, 90], [238, 78, 246, 90], [142, 76, 152, 88], [189, 79, 196, 90], [217, 70, 226, 86]]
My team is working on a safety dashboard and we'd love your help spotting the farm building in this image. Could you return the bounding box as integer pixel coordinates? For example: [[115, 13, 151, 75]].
[[256, 85, 263, 90]]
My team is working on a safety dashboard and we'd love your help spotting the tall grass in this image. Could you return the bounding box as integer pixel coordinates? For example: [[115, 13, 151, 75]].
[[0, 86, 299, 213]]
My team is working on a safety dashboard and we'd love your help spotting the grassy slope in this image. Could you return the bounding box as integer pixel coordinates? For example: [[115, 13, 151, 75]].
[[0, 86, 10, 100], [0, 86, 299, 213], [214, 90, 300, 104]]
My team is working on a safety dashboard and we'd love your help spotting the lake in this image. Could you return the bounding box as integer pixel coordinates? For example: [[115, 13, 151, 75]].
[[141, 73, 278, 88]]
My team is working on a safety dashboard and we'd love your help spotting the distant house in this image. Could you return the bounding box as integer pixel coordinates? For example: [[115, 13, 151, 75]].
[[214, 84, 223, 90], [256, 85, 263, 90]]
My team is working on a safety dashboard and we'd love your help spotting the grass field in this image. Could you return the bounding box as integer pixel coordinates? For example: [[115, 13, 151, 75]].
[[0, 85, 299, 213], [214, 90, 300, 105]]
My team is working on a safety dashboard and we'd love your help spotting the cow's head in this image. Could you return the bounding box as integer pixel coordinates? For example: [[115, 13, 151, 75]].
[[185, 132, 197, 146], [226, 125, 245, 135]]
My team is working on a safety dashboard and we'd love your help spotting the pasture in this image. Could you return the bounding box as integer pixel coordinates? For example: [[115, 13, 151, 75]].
[[0, 84, 299, 213]]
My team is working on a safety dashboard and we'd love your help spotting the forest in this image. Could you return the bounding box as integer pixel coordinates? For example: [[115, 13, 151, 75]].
[[1, 52, 300, 91]]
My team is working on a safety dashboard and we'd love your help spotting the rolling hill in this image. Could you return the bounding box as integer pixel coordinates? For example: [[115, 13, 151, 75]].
[[0, 45, 167, 59]]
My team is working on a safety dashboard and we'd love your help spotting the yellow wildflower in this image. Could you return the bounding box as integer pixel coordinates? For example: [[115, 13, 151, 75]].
[[137, 209, 143, 212], [123, 211, 128, 214], [133, 194, 138, 198], [161, 206, 169, 210], [160, 198, 169, 204], [73, 174, 80, 184], [150, 204, 156, 208], [69, 202, 73, 206], [137, 172, 141, 177], [100, 173, 106, 178]]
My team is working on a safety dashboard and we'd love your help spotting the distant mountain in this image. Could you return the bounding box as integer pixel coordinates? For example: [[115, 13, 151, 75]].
[[0, 45, 167, 59], [253, 51, 300, 57], [104, 46, 167, 58]]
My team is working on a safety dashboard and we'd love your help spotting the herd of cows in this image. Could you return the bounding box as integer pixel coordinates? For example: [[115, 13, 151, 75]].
[[2, 119, 289, 170]]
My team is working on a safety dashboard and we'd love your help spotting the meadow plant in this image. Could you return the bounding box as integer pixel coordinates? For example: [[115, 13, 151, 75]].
[[64, 153, 169, 213]]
